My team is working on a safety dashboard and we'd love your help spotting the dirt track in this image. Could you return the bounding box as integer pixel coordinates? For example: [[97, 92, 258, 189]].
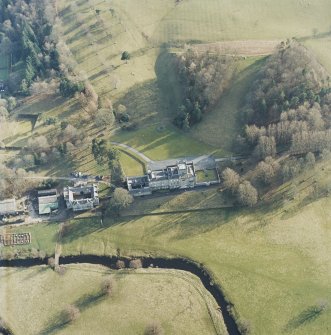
[[189, 39, 281, 56]]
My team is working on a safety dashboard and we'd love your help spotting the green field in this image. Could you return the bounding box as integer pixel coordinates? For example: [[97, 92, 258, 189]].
[[0, 265, 227, 335], [4, 159, 331, 334], [57, 160, 331, 335], [117, 149, 146, 176], [112, 124, 221, 160]]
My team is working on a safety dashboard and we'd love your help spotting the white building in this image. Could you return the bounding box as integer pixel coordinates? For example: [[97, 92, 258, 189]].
[[127, 161, 196, 197], [64, 184, 99, 211]]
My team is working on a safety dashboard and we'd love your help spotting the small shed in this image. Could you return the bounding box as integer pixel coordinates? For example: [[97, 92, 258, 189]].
[[0, 198, 17, 215], [38, 189, 59, 215]]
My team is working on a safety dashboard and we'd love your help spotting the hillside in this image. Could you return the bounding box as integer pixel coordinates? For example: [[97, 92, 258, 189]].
[[0, 1, 331, 335]]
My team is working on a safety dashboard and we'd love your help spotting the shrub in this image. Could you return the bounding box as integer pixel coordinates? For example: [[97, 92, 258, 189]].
[[47, 257, 55, 269], [101, 276, 115, 296], [144, 321, 164, 335], [238, 318, 252, 335], [64, 305, 80, 322], [237, 181, 258, 207], [129, 259, 142, 269], [116, 260, 125, 269]]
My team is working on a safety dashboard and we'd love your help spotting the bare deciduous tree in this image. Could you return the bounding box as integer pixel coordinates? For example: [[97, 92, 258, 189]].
[[129, 259, 142, 269], [237, 181, 258, 207], [222, 168, 240, 193], [116, 260, 125, 269], [101, 276, 115, 296], [109, 188, 133, 211], [64, 305, 80, 323]]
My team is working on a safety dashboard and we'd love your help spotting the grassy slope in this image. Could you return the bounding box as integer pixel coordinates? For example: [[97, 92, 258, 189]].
[[112, 124, 221, 160], [4, 159, 331, 334], [303, 36, 331, 73], [60, 160, 331, 335], [192, 56, 267, 152], [55, 0, 331, 155], [0, 265, 226, 335]]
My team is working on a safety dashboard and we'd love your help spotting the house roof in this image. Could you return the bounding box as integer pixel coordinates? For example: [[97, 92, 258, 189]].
[[0, 198, 17, 214], [38, 194, 58, 215], [38, 189, 57, 196]]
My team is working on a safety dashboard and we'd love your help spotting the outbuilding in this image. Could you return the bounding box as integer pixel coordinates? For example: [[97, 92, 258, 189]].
[[38, 189, 59, 215], [0, 198, 18, 216]]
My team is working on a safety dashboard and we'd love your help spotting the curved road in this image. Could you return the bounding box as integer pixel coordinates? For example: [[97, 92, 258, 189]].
[[110, 141, 152, 163]]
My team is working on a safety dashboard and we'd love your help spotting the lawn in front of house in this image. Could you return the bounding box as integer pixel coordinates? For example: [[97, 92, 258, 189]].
[[111, 124, 222, 161]]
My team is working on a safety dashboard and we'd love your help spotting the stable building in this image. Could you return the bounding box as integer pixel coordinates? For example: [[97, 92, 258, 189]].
[[38, 189, 59, 215], [127, 161, 196, 197], [0, 198, 18, 216], [64, 184, 99, 211]]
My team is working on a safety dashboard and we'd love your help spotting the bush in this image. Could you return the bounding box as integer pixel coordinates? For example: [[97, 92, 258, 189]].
[[144, 322, 164, 335], [64, 305, 80, 323], [238, 319, 252, 335], [101, 276, 115, 296], [129, 259, 142, 269], [121, 51, 131, 61], [59, 78, 84, 97], [237, 181, 258, 207], [116, 260, 125, 269], [55, 265, 66, 276], [47, 257, 55, 269]]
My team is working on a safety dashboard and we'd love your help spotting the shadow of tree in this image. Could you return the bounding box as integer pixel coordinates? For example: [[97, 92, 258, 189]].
[[38, 291, 106, 335], [60, 217, 108, 244], [75, 291, 105, 310], [284, 304, 327, 332], [145, 207, 238, 241], [38, 311, 69, 335]]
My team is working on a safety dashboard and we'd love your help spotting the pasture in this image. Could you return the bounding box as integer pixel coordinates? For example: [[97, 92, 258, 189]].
[[0, 265, 226, 335], [4, 158, 330, 334]]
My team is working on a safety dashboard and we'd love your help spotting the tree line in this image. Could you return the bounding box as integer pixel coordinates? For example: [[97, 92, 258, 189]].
[[0, 0, 84, 96], [241, 40, 331, 159], [174, 49, 236, 129]]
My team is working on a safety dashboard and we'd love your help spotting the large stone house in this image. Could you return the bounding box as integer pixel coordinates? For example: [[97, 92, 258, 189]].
[[127, 161, 196, 197], [64, 184, 99, 211]]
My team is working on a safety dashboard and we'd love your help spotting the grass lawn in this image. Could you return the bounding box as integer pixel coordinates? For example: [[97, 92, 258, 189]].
[[112, 124, 222, 160], [0, 265, 227, 335], [117, 149, 146, 176], [196, 169, 219, 183]]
